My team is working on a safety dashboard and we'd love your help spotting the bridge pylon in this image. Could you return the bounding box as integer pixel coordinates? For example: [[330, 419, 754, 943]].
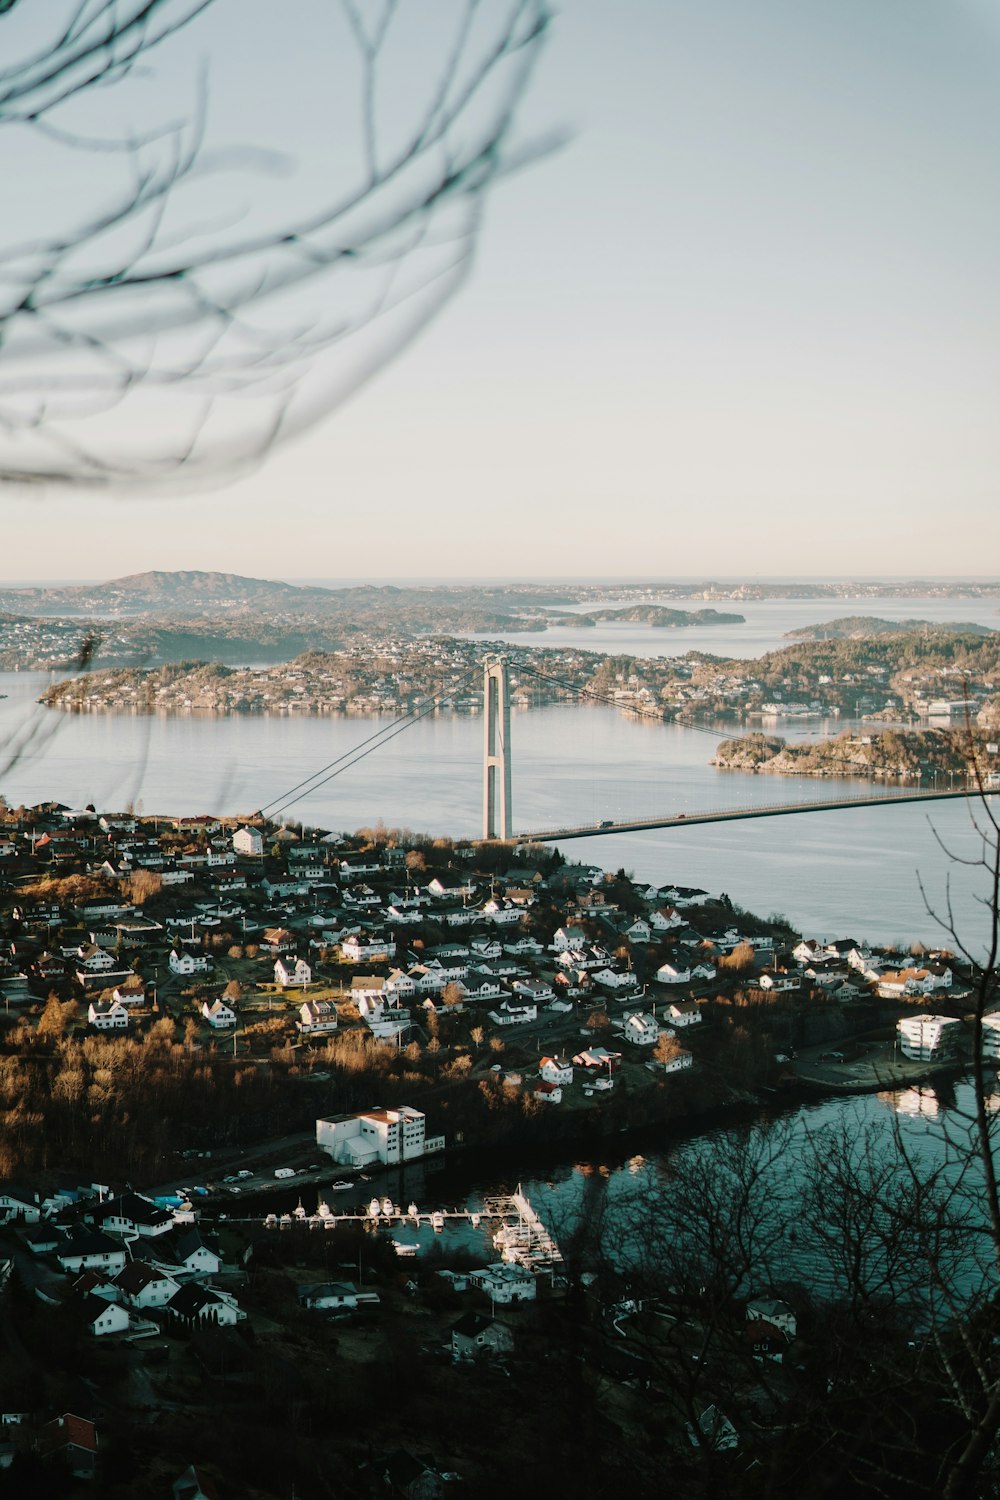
[[483, 656, 512, 841]]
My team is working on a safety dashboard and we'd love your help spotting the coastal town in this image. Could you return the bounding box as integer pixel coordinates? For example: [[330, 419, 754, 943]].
[[35, 624, 1000, 741], [0, 793, 988, 1493]]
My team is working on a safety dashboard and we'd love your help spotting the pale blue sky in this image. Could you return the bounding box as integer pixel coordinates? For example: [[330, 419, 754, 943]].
[[3, 0, 1000, 579]]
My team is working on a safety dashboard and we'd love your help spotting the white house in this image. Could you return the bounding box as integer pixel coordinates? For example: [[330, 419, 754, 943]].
[[539, 1056, 573, 1086], [896, 1013, 963, 1062], [469, 1263, 536, 1304], [621, 1012, 659, 1047], [551, 925, 588, 952], [56, 1228, 128, 1275], [503, 936, 544, 957], [746, 1297, 797, 1339], [76, 944, 115, 973], [81, 1294, 131, 1338], [488, 999, 538, 1027], [623, 919, 652, 944], [650, 906, 683, 933], [667, 1001, 702, 1027], [511, 978, 554, 1004], [168, 1283, 244, 1327], [274, 955, 312, 988], [793, 940, 824, 965], [95, 1191, 175, 1239], [593, 967, 637, 993], [115, 1261, 181, 1310], [469, 937, 502, 960], [0, 1189, 40, 1224], [759, 971, 800, 993], [169, 948, 210, 976], [232, 826, 264, 857], [297, 1281, 380, 1312], [201, 998, 237, 1029], [88, 1000, 129, 1031], [340, 933, 393, 963], [383, 969, 417, 1000], [878, 967, 954, 1000], [532, 1080, 562, 1104], [655, 961, 692, 985]]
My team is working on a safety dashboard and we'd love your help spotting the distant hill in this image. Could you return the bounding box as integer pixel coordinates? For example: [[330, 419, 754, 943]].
[[785, 616, 997, 641], [0, 570, 339, 616]]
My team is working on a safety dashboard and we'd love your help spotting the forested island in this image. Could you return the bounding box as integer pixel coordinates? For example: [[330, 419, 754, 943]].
[[785, 615, 996, 641], [713, 726, 999, 781], [584, 605, 745, 626]]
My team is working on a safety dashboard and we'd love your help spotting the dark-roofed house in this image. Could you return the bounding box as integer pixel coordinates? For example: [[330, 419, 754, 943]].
[[297, 1281, 380, 1312], [140, 1226, 222, 1279], [167, 1282, 243, 1327], [0, 1185, 41, 1224], [115, 1260, 181, 1309], [56, 1226, 128, 1275], [451, 1311, 513, 1363], [21, 1222, 60, 1255], [93, 1191, 174, 1240], [80, 1293, 130, 1338]]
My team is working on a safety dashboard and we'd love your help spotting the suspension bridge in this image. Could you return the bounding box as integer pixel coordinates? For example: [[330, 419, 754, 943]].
[[256, 654, 996, 842]]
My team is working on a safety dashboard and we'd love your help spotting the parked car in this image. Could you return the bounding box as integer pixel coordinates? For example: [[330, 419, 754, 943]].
[[274, 1167, 295, 1179], [236, 1170, 253, 1179]]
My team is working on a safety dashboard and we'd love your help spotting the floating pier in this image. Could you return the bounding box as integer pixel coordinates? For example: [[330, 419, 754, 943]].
[[256, 1183, 562, 1269]]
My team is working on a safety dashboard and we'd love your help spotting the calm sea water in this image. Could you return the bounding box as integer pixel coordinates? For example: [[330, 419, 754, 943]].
[[253, 1079, 994, 1308], [461, 593, 1000, 659], [0, 664, 994, 947]]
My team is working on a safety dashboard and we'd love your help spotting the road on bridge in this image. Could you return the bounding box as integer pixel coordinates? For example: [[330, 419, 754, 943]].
[[508, 785, 996, 843]]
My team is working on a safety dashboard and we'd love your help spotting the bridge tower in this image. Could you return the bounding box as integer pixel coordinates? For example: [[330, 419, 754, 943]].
[[483, 656, 512, 840]]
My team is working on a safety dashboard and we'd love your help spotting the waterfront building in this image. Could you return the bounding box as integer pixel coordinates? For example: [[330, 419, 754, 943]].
[[316, 1106, 444, 1167], [896, 1013, 963, 1062]]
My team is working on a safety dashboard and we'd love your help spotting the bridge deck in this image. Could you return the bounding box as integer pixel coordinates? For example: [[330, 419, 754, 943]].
[[508, 786, 996, 843]]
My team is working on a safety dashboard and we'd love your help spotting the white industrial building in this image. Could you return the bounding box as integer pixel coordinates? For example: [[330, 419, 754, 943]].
[[316, 1106, 444, 1167]]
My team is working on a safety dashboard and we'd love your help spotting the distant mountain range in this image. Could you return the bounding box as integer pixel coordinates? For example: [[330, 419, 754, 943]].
[[0, 570, 340, 616]]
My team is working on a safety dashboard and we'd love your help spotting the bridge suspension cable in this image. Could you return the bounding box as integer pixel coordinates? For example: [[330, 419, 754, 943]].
[[259, 664, 481, 823]]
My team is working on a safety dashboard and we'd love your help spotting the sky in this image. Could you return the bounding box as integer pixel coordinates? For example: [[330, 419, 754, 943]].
[[3, 0, 1000, 581]]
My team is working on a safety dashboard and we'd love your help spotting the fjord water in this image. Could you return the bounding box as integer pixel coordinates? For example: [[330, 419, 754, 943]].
[[0, 675, 993, 947], [461, 591, 1000, 659]]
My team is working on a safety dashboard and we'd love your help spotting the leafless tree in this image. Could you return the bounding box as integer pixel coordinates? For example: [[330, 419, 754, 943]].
[[0, 0, 553, 486]]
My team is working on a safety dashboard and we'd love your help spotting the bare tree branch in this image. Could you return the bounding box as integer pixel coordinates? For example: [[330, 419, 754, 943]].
[[0, 0, 556, 486]]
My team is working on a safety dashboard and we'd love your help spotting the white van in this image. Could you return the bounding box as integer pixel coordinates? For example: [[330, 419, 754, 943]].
[[274, 1167, 295, 1179]]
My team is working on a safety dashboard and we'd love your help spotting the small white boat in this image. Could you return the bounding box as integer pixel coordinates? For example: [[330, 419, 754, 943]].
[[470, 1213, 481, 1229], [368, 1197, 381, 1217], [430, 1210, 445, 1232], [394, 1242, 419, 1257], [407, 1202, 420, 1221], [293, 1201, 307, 1220], [316, 1201, 332, 1219], [381, 1197, 394, 1217]]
